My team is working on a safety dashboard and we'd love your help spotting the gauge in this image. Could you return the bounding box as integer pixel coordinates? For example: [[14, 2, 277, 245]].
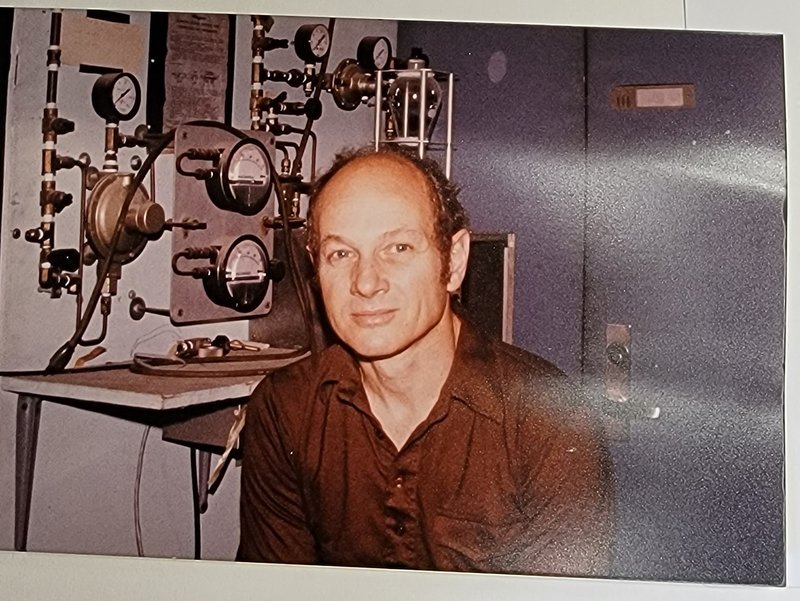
[[206, 138, 273, 216], [91, 72, 141, 122], [203, 235, 271, 312], [357, 36, 393, 71], [294, 23, 331, 63]]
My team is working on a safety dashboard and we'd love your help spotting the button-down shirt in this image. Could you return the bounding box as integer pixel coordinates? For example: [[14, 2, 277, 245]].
[[238, 322, 614, 576]]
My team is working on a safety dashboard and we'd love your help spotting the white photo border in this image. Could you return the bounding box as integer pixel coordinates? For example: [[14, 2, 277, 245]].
[[1, 0, 797, 599]]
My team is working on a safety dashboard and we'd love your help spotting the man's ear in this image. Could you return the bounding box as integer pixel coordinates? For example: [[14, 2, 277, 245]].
[[446, 228, 470, 293]]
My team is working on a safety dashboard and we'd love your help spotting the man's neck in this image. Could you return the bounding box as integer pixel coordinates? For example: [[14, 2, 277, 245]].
[[358, 312, 462, 451]]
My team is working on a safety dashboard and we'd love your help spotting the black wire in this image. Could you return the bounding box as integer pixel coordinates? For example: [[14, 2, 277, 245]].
[[289, 18, 335, 179], [43, 115, 320, 374], [46, 129, 177, 373], [190, 448, 201, 560], [134, 424, 151, 557], [273, 18, 336, 358]]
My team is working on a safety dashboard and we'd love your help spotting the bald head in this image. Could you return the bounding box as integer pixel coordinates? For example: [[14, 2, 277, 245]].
[[306, 146, 469, 280]]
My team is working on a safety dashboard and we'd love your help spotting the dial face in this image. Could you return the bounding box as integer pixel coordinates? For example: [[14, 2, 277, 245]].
[[295, 23, 330, 62], [372, 38, 391, 70], [218, 139, 272, 215], [222, 237, 269, 311], [112, 75, 139, 118], [92, 72, 141, 122], [357, 36, 393, 71], [309, 25, 330, 58]]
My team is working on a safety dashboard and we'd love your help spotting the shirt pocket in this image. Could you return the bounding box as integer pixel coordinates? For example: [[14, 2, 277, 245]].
[[431, 512, 525, 572]]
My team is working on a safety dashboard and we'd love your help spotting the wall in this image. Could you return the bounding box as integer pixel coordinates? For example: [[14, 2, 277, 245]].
[[0, 8, 395, 559]]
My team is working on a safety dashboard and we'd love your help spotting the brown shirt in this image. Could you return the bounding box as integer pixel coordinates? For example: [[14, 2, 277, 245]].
[[238, 322, 614, 576]]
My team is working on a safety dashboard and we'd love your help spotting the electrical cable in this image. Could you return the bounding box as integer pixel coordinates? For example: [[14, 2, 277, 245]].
[[269, 19, 336, 358], [134, 424, 151, 557], [289, 18, 335, 180], [43, 119, 272, 374], [46, 129, 177, 373], [37, 110, 320, 375]]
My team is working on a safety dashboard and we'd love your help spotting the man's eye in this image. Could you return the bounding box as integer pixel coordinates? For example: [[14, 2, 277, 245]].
[[390, 243, 412, 253], [327, 249, 353, 262]]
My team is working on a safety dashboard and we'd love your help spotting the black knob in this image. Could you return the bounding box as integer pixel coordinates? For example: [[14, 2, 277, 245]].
[[303, 99, 323, 120], [50, 117, 76, 135], [50, 191, 73, 213], [48, 248, 81, 272], [269, 259, 286, 282], [257, 37, 289, 52]]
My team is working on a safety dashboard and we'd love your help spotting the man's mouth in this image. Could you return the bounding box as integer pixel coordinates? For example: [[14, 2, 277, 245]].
[[351, 309, 397, 326]]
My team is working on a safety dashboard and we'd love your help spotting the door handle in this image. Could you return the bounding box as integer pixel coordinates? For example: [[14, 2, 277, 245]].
[[603, 323, 660, 420]]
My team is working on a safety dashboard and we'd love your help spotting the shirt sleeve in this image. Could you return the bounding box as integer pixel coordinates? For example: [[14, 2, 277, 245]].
[[511, 380, 615, 577], [237, 375, 319, 564]]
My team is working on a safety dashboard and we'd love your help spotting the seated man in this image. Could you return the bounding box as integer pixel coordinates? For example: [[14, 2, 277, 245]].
[[238, 145, 614, 576]]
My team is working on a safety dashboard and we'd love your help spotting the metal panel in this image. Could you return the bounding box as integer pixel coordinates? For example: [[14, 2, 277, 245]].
[[397, 22, 586, 374], [585, 29, 786, 584]]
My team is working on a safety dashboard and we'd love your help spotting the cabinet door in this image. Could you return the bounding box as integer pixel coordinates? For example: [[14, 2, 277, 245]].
[[584, 29, 785, 584]]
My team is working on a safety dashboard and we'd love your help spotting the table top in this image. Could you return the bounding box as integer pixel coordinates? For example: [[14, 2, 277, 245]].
[[1, 349, 307, 411]]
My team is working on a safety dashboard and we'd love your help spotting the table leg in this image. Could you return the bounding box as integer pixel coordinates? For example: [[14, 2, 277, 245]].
[[197, 450, 210, 514], [15, 394, 42, 551]]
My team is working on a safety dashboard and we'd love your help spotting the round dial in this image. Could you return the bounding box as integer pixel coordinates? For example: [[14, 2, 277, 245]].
[[203, 235, 271, 313], [91, 72, 141, 122], [294, 24, 331, 63], [206, 138, 273, 215], [357, 36, 393, 71]]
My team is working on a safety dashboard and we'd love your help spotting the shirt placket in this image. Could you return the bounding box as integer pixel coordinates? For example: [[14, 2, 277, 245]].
[[382, 439, 421, 567]]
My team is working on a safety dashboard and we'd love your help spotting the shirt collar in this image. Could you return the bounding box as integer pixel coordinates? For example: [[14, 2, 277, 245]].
[[316, 319, 505, 423]]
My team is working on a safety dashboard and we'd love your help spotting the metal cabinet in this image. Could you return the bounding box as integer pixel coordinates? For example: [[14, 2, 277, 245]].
[[398, 22, 785, 584]]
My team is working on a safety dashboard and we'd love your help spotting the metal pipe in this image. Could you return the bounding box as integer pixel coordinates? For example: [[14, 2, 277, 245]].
[[418, 69, 427, 158], [102, 123, 119, 172], [290, 18, 335, 179], [38, 9, 64, 290], [250, 16, 268, 131], [445, 72, 454, 179], [75, 161, 89, 329], [374, 69, 383, 149]]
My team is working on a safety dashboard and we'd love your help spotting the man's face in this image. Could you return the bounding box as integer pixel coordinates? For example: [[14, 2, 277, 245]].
[[313, 156, 465, 360]]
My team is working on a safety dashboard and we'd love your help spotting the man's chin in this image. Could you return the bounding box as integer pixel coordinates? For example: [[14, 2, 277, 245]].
[[339, 335, 410, 362], [348, 343, 405, 362]]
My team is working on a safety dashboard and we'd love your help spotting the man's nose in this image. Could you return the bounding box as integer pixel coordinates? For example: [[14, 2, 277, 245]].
[[351, 257, 388, 298]]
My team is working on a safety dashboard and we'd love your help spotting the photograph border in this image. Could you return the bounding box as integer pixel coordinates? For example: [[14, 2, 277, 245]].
[[1, 0, 797, 599]]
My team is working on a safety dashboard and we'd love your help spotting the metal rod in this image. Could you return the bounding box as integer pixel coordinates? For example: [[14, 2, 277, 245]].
[[374, 69, 383, 149], [250, 16, 269, 131], [37, 9, 65, 291], [75, 163, 88, 329], [102, 123, 119, 172], [445, 72, 454, 179], [418, 70, 427, 158], [15, 395, 42, 551]]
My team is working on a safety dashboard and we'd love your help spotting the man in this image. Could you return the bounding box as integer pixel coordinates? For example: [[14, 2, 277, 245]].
[[238, 145, 614, 576]]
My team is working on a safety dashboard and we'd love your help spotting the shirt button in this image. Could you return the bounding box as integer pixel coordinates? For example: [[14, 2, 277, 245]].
[[394, 475, 404, 488]]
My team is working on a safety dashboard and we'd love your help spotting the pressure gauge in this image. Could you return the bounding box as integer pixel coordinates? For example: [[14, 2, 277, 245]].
[[203, 235, 271, 313], [206, 138, 273, 216], [357, 36, 393, 71], [91, 72, 141, 122], [294, 24, 331, 63]]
